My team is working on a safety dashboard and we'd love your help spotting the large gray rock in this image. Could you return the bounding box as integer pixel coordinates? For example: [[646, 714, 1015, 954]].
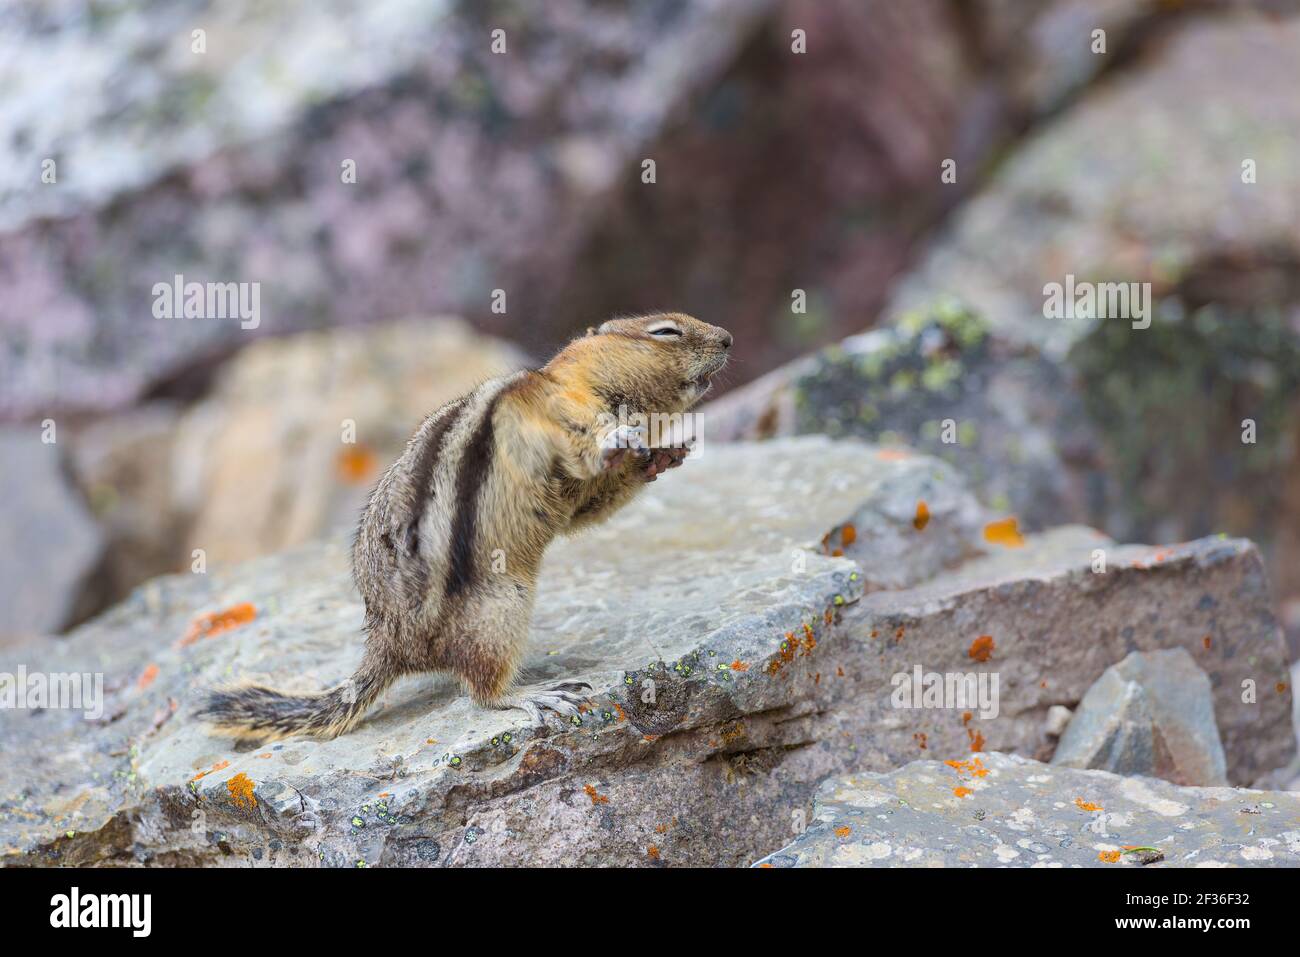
[[0, 0, 775, 419], [755, 752, 1300, 867], [0, 428, 104, 639], [1052, 649, 1228, 786], [0, 438, 1292, 866]]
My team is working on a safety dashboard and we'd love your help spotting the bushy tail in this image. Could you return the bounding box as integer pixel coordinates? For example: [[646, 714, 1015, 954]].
[[197, 655, 394, 741]]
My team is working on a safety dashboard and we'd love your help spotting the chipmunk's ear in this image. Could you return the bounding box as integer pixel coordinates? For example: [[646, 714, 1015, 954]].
[[585, 326, 598, 337]]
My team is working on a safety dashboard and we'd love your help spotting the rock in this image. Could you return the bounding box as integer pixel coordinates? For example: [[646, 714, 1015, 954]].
[[1045, 704, 1073, 738], [66, 403, 187, 621], [1051, 649, 1228, 786], [174, 316, 526, 564], [885, 13, 1300, 554], [0, 0, 775, 419], [704, 304, 1099, 530], [754, 752, 1300, 867], [0, 437, 1292, 866], [0, 427, 104, 639]]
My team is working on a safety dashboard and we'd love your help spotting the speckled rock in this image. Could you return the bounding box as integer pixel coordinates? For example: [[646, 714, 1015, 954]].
[[0, 428, 104, 640], [704, 304, 1099, 530], [885, 13, 1300, 556], [0, 0, 774, 419], [1052, 649, 1228, 786], [0, 437, 1292, 867], [754, 752, 1300, 867]]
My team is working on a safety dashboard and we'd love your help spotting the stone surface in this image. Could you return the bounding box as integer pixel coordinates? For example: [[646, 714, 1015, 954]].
[[1052, 649, 1228, 786], [0, 0, 775, 419], [755, 752, 1300, 867], [66, 402, 187, 625], [885, 13, 1300, 554], [0, 437, 1292, 867], [703, 305, 1099, 530], [0, 428, 104, 639]]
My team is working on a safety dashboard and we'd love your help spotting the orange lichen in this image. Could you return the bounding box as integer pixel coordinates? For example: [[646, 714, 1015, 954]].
[[953, 787, 972, 799], [946, 757, 988, 780], [137, 663, 160, 690], [647, 845, 660, 861], [226, 772, 256, 809], [968, 635, 995, 663], [913, 501, 930, 531], [1203, 635, 1212, 650], [1075, 798, 1103, 812], [730, 660, 749, 672], [336, 444, 378, 484], [1098, 850, 1121, 863], [583, 784, 609, 805], [1278, 682, 1289, 694], [961, 712, 972, 726], [655, 823, 668, 834], [914, 732, 928, 750], [877, 449, 911, 461], [834, 826, 852, 838], [179, 602, 257, 647], [190, 759, 230, 782], [841, 523, 857, 546], [967, 728, 985, 752], [765, 623, 819, 676], [983, 517, 1025, 547]]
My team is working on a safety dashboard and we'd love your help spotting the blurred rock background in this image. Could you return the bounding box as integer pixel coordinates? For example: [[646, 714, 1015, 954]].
[[2, 0, 1300, 650]]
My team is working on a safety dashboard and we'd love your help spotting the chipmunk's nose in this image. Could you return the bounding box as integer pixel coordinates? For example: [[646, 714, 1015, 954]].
[[720, 331, 733, 349]]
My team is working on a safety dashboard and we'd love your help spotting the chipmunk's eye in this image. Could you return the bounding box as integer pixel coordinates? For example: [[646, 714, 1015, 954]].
[[648, 325, 683, 337]]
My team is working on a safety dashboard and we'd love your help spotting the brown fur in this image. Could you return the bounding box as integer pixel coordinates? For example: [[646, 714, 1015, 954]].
[[199, 313, 731, 740]]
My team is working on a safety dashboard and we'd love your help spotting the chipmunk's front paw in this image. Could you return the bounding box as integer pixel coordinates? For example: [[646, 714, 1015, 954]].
[[640, 445, 691, 482], [600, 425, 651, 472]]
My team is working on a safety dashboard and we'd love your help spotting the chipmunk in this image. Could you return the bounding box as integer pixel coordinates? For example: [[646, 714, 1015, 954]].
[[199, 312, 732, 740]]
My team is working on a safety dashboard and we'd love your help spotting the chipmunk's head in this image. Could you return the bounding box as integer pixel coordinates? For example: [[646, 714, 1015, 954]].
[[588, 312, 732, 410]]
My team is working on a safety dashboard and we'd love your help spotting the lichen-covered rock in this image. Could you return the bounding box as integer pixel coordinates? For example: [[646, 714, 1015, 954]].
[[885, 13, 1300, 559], [0, 0, 774, 419], [0, 438, 1291, 867], [0, 428, 104, 640], [704, 305, 1100, 530], [1052, 649, 1228, 786], [754, 752, 1300, 868]]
